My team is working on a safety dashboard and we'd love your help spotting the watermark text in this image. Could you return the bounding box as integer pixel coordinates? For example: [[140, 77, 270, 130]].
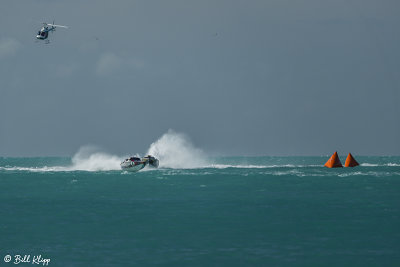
[[3, 255, 50, 266]]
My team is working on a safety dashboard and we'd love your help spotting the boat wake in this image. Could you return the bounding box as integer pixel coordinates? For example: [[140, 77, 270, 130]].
[[0, 130, 208, 172], [0, 146, 123, 172]]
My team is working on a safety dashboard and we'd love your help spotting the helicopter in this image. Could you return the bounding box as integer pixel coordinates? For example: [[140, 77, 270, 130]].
[[36, 22, 68, 43]]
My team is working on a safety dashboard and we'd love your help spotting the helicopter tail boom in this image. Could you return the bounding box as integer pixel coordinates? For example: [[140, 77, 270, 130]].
[[44, 23, 68, 29], [47, 24, 68, 28]]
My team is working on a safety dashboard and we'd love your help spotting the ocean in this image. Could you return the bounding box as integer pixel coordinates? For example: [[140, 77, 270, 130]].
[[1, 154, 399, 266]]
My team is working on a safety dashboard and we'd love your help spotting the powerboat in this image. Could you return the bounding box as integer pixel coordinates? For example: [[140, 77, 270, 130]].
[[142, 155, 159, 168], [120, 155, 159, 172], [120, 157, 146, 172]]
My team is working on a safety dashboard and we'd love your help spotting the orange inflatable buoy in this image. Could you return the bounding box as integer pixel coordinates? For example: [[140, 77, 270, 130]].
[[345, 153, 359, 167], [324, 151, 343, 168]]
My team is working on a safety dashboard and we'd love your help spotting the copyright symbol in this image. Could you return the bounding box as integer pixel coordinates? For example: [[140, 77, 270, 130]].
[[4, 255, 12, 262]]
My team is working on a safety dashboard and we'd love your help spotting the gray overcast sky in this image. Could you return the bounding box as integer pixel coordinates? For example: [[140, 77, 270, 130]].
[[0, 0, 399, 156]]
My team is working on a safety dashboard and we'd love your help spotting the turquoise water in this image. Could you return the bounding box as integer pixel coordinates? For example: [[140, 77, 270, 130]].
[[1, 156, 399, 266]]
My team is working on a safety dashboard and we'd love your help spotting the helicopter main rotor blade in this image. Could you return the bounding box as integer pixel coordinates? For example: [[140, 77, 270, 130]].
[[46, 24, 68, 28]]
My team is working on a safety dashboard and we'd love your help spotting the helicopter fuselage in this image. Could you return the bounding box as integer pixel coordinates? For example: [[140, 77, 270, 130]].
[[36, 26, 55, 40], [36, 23, 67, 42]]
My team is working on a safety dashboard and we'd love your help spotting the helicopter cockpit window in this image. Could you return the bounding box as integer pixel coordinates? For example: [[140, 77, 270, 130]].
[[41, 32, 46, 36]]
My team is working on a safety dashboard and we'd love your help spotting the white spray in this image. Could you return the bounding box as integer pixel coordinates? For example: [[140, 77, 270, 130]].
[[1, 131, 208, 172], [65, 130, 207, 171], [68, 145, 122, 171], [146, 129, 208, 169]]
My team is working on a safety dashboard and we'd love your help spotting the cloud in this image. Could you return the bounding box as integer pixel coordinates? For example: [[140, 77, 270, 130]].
[[127, 58, 145, 70], [95, 52, 145, 76], [95, 53, 123, 75], [0, 38, 21, 59], [55, 63, 79, 78]]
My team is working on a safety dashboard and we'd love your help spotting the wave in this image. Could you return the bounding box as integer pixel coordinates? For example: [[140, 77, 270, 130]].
[[361, 163, 400, 167], [208, 164, 322, 169], [361, 163, 379, 167], [1, 130, 399, 172], [0, 166, 62, 172], [0, 146, 123, 172], [338, 171, 400, 177]]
